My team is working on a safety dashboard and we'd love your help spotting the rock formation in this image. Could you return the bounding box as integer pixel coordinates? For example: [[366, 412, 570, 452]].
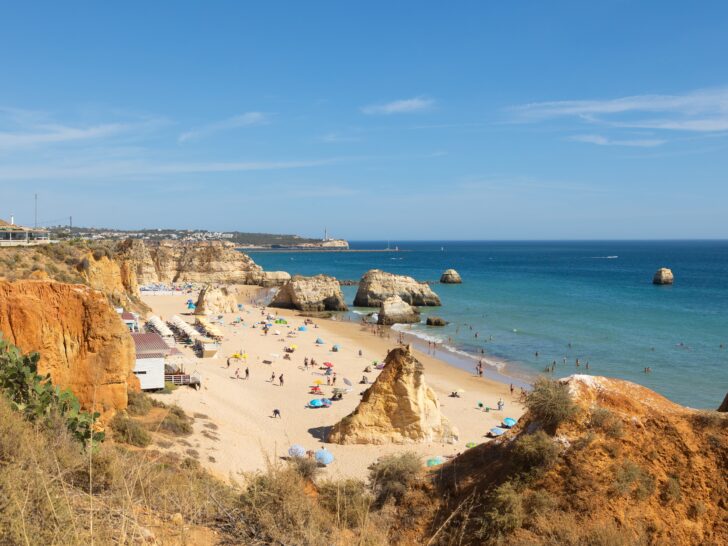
[[653, 267, 674, 285], [194, 285, 239, 315], [440, 269, 462, 284], [353, 269, 441, 307], [328, 346, 458, 444], [426, 316, 448, 326], [79, 252, 141, 304], [719, 392, 728, 412], [270, 275, 348, 312], [0, 280, 138, 417], [115, 239, 262, 285], [248, 270, 291, 287], [378, 295, 420, 325]]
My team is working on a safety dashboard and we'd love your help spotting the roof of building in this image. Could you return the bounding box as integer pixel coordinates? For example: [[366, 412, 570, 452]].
[[121, 312, 137, 321], [131, 332, 173, 357], [0, 219, 48, 232]]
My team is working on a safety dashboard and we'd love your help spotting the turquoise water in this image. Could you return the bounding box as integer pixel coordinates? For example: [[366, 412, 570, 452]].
[[247, 241, 728, 409]]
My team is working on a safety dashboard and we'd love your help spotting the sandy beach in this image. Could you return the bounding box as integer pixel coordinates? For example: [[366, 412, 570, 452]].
[[143, 287, 524, 481]]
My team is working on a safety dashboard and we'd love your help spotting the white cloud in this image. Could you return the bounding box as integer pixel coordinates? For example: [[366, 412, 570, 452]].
[[361, 97, 434, 115], [0, 122, 132, 149], [511, 86, 728, 132], [178, 112, 270, 142], [0, 157, 340, 181], [569, 134, 666, 147]]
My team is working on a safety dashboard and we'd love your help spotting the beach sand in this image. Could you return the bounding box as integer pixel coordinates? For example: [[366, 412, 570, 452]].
[[142, 288, 524, 481]]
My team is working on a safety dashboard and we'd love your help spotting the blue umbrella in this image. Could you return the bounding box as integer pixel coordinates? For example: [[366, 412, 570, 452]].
[[315, 338, 325, 344], [426, 456, 444, 467], [315, 448, 334, 465], [187, 302, 195, 310], [288, 444, 306, 458], [309, 399, 323, 408], [298, 326, 307, 331], [320, 398, 333, 406], [332, 344, 340, 351], [489, 427, 507, 437], [502, 417, 517, 428]]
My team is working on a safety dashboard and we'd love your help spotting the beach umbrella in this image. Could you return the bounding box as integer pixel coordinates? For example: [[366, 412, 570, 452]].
[[489, 427, 507, 437], [309, 399, 323, 408], [273, 330, 281, 335], [187, 302, 195, 310], [320, 398, 332, 406], [323, 362, 334, 368], [502, 417, 517, 428], [288, 444, 306, 458], [466, 442, 477, 448], [343, 378, 353, 387], [456, 388, 465, 394], [313, 379, 323, 385], [426, 456, 444, 467], [298, 326, 307, 332], [315, 448, 334, 465], [291, 345, 297, 349], [332, 344, 340, 352], [315, 338, 325, 344]]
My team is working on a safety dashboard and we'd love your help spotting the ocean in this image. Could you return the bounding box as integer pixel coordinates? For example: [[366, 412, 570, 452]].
[[247, 241, 728, 409]]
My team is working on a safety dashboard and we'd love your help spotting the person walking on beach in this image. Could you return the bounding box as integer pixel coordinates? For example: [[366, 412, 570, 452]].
[[235, 368, 240, 379], [272, 409, 281, 418], [497, 398, 504, 411], [271, 371, 276, 383], [510, 383, 514, 395], [332, 374, 337, 386], [279, 374, 284, 386], [245, 367, 249, 380], [304, 357, 309, 369]]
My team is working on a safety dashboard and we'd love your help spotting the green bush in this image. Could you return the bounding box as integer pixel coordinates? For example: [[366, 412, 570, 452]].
[[368, 452, 421, 506], [158, 405, 193, 435], [525, 378, 578, 430], [289, 457, 320, 481], [512, 430, 560, 472], [126, 391, 153, 416], [482, 481, 525, 537], [318, 479, 372, 529], [611, 460, 655, 500], [590, 407, 624, 438], [661, 476, 682, 503], [110, 414, 151, 447]]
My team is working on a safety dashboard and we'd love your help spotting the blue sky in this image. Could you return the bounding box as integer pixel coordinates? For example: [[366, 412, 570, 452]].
[[1, 1, 727, 239]]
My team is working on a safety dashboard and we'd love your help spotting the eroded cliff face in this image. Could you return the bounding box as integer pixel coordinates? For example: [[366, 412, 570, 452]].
[[80, 252, 141, 303], [270, 274, 348, 312], [194, 285, 239, 315], [116, 239, 262, 285], [328, 345, 458, 444], [354, 269, 441, 307], [0, 280, 138, 417]]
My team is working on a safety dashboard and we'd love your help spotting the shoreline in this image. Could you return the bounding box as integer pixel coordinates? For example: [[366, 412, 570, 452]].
[[141, 288, 525, 481]]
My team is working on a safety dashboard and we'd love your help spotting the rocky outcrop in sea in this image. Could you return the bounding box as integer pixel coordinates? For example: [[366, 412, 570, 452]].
[[353, 269, 441, 307], [377, 295, 420, 325], [270, 274, 348, 312], [653, 267, 674, 285], [440, 269, 462, 284]]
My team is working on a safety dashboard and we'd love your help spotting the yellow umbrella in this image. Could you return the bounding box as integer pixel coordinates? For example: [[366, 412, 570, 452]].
[[291, 345, 297, 349], [230, 353, 241, 359], [313, 379, 323, 385]]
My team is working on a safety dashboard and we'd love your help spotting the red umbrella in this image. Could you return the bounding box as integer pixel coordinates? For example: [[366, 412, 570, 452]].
[[323, 362, 334, 368]]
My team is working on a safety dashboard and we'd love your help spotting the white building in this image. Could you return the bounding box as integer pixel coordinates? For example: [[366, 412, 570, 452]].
[[131, 332, 173, 390]]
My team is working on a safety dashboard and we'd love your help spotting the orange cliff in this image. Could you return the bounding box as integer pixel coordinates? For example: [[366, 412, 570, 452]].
[[0, 279, 139, 417]]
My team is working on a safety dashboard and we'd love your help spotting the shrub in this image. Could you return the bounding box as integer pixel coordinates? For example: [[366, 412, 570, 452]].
[[512, 430, 560, 471], [126, 391, 153, 416], [482, 481, 525, 537], [158, 405, 193, 435], [110, 414, 151, 447], [368, 452, 421, 506], [525, 378, 578, 430], [590, 407, 624, 438], [611, 460, 655, 500], [290, 456, 320, 481], [318, 479, 372, 529], [661, 476, 682, 503]]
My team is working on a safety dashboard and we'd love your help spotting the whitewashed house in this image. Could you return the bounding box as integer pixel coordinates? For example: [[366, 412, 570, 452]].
[[131, 332, 172, 390]]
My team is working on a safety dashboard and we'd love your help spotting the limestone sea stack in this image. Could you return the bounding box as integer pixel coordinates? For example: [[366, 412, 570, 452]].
[[0, 280, 138, 417], [440, 269, 462, 284], [653, 268, 674, 285], [426, 316, 448, 326], [194, 285, 238, 315], [327, 345, 458, 444], [377, 295, 420, 325], [353, 269, 441, 307], [270, 274, 348, 312]]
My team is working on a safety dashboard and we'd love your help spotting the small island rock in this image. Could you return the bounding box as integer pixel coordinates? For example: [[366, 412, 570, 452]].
[[653, 268, 674, 285], [270, 274, 348, 312], [440, 269, 462, 284], [378, 295, 420, 325], [426, 316, 448, 326], [354, 269, 441, 307]]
